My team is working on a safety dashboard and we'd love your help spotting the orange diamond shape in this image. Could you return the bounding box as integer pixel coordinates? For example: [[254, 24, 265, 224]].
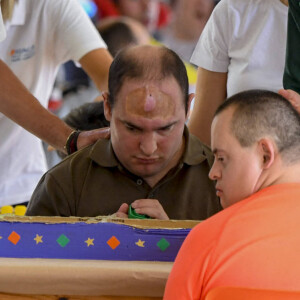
[[8, 231, 21, 245], [107, 236, 120, 250]]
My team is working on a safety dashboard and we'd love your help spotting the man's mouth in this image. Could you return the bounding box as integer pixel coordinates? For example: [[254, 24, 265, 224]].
[[135, 157, 159, 164], [215, 187, 223, 197]]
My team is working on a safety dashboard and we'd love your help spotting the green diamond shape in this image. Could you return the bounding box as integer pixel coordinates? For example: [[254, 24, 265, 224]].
[[157, 238, 170, 252], [56, 234, 70, 248]]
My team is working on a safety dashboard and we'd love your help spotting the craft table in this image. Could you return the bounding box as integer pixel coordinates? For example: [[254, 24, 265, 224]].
[[0, 257, 172, 299], [0, 216, 199, 299]]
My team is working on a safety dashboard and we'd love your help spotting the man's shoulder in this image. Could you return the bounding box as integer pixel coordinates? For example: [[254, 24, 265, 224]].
[[185, 131, 214, 168], [50, 142, 97, 174], [189, 133, 212, 153], [61, 137, 114, 168]]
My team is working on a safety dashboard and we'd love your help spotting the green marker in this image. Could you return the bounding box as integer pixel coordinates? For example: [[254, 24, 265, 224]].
[[128, 205, 150, 219]]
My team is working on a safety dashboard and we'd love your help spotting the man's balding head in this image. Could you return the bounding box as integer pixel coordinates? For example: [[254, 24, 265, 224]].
[[108, 45, 189, 113], [215, 90, 300, 164], [103, 45, 193, 187], [210, 89, 300, 208]]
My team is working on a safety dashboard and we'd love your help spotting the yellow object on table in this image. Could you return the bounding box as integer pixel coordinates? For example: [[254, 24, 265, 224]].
[[0, 206, 13, 215], [0, 205, 26, 216], [14, 205, 27, 216]]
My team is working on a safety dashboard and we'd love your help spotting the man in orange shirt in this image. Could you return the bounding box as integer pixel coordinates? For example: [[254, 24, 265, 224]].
[[164, 90, 300, 300]]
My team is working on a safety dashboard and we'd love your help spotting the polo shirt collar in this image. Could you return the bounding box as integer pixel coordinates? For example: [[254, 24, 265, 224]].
[[89, 125, 211, 167], [89, 139, 118, 167], [181, 126, 210, 166]]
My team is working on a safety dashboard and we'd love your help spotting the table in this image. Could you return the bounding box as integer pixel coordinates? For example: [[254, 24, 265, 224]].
[[0, 257, 172, 299]]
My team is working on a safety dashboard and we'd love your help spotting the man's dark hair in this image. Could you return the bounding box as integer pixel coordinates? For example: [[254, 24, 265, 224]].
[[108, 45, 189, 113], [215, 89, 300, 164], [98, 20, 138, 57], [57, 102, 110, 159], [63, 101, 110, 131]]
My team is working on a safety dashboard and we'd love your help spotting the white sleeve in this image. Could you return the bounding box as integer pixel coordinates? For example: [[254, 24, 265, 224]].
[[48, 0, 107, 63], [190, 0, 231, 72]]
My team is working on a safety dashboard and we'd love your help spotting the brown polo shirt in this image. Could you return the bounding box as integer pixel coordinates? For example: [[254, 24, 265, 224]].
[[26, 127, 222, 220]]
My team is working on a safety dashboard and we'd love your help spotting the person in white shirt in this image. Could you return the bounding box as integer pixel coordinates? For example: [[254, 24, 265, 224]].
[[156, 0, 215, 63], [188, 0, 289, 146], [0, 0, 112, 206]]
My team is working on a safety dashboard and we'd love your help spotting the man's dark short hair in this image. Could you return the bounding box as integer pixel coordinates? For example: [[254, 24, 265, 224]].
[[63, 101, 110, 131], [107, 45, 189, 113], [57, 102, 110, 159], [98, 20, 137, 57], [215, 89, 300, 164]]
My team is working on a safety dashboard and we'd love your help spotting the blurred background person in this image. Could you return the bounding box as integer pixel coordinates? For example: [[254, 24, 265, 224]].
[[188, 0, 289, 146], [97, 16, 151, 56], [155, 0, 215, 63], [0, 0, 112, 207], [0, 1, 108, 169], [94, 0, 170, 33]]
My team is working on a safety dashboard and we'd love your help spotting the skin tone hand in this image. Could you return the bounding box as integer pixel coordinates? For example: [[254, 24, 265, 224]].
[[47, 127, 111, 152], [77, 127, 111, 150], [278, 89, 300, 114], [115, 203, 130, 218], [115, 199, 169, 220]]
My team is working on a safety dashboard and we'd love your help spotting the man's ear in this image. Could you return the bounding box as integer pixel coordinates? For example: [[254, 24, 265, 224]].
[[103, 92, 112, 122], [258, 138, 276, 169], [186, 93, 195, 120]]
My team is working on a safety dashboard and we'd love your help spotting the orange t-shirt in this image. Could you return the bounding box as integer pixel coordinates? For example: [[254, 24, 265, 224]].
[[164, 183, 300, 300]]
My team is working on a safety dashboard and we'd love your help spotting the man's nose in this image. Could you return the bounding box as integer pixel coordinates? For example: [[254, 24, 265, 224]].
[[140, 133, 157, 156], [209, 162, 221, 180]]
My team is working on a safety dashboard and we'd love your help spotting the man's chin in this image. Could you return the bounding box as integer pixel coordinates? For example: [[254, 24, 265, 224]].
[[127, 164, 162, 179], [132, 168, 160, 179], [220, 197, 229, 209]]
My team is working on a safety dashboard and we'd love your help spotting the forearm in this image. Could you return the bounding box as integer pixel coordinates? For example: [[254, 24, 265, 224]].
[[80, 48, 113, 92], [0, 60, 72, 151], [188, 67, 227, 146]]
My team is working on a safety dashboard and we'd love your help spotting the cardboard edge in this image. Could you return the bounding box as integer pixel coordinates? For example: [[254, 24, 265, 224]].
[[0, 215, 200, 229]]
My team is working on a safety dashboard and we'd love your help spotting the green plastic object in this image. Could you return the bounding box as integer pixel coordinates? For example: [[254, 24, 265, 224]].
[[128, 205, 150, 219]]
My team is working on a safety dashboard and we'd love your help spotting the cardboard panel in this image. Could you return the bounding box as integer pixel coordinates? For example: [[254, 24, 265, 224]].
[[0, 216, 199, 261]]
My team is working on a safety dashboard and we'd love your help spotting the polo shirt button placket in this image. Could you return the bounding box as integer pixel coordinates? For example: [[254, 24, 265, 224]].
[[136, 179, 143, 186], [148, 193, 154, 198]]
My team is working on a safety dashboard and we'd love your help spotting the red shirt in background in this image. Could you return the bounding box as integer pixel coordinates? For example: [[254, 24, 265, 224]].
[[93, 0, 170, 29]]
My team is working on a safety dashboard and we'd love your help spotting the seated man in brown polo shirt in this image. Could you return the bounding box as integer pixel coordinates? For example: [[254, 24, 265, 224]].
[[26, 45, 221, 220]]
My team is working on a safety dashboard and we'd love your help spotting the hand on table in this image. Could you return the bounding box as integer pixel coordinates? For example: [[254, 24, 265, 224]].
[[115, 199, 169, 220]]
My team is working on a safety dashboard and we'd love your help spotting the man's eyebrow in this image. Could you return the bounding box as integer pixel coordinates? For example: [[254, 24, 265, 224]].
[[122, 120, 178, 131], [212, 148, 225, 155], [122, 121, 142, 130], [157, 121, 178, 130]]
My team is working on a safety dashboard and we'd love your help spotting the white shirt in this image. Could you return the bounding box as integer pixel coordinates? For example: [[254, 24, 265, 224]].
[[0, 0, 107, 205], [190, 0, 288, 97], [0, 5, 6, 41]]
